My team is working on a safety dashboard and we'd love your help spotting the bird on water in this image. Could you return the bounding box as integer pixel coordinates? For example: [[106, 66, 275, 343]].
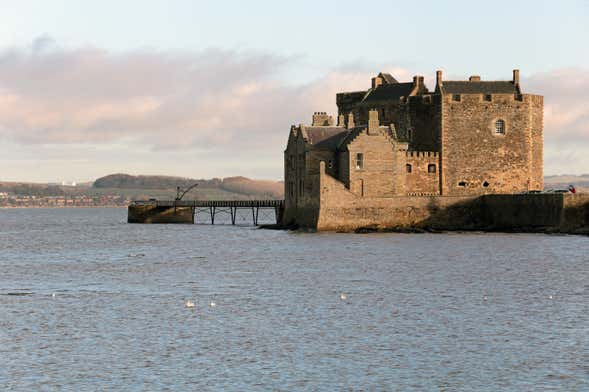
[[185, 300, 195, 308]]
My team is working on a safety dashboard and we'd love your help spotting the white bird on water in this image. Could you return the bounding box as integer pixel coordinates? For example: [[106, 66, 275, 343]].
[[51, 293, 56, 298], [209, 301, 216, 308], [185, 300, 195, 308], [340, 293, 348, 301]]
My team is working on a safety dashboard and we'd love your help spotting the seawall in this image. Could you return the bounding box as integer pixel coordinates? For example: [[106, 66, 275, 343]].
[[312, 168, 589, 233]]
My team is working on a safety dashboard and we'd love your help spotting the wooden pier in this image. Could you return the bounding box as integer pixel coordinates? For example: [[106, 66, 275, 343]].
[[128, 199, 285, 225]]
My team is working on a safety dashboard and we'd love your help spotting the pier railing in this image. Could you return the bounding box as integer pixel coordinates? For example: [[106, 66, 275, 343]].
[[129, 199, 284, 225]]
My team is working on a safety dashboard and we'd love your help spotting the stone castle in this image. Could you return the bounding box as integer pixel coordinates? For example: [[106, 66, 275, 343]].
[[284, 69, 544, 230]]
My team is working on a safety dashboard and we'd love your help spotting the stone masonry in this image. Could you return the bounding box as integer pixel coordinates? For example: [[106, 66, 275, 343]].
[[283, 69, 544, 230]]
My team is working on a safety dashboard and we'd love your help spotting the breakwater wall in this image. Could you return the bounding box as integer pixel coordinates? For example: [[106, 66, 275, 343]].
[[303, 166, 589, 233], [128, 203, 194, 224], [314, 191, 589, 234]]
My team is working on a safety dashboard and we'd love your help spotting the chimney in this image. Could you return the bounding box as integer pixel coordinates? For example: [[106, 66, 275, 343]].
[[513, 69, 520, 85], [368, 109, 379, 134], [436, 70, 443, 88], [338, 114, 345, 127], [413, 75, 424, 87], [372, 76, 383, 89], [312, 111, 332, 126], [347, 112, 355, 129], [469, 75, 481, 82]]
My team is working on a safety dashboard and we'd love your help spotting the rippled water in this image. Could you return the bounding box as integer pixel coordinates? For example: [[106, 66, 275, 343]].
[[0, 208, 587, 391]]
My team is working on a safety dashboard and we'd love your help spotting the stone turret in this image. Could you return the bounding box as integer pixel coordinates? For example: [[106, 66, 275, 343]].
[[312, 112, 333, 126]]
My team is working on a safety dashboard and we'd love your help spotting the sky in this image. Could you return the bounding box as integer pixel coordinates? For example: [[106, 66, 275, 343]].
[[0, 0, 588, 182]]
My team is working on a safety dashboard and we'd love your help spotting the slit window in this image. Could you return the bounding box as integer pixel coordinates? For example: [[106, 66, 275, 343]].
[[458, 181, 467, 187], [356, 153, 364, 170], [428, 164, 436, 173], [406, 164, 412, 173], [495, 119, 505, 134]]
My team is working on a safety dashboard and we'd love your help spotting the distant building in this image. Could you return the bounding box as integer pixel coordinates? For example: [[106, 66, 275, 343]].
[[284, 69, 544, 229]]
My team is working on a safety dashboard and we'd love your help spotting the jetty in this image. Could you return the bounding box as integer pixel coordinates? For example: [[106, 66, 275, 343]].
[[128, 199, 284, 225]]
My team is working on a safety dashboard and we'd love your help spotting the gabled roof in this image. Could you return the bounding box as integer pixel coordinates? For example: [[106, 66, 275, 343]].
[[337, 125, 402, 151], [441, 81, 519, 94], [362, 82, 415, 103], [379, 72, 398, 84], [301, 126, 349, 150]]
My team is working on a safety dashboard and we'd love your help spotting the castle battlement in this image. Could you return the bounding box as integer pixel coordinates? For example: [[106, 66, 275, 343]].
[[406, 151, 439, 158]]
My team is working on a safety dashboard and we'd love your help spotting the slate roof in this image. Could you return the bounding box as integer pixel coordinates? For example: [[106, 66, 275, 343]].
[[302, 127, 350, 150], [441, 81, 518, 94], [362, 82, 415, 103], [379, 73, 398, 84]]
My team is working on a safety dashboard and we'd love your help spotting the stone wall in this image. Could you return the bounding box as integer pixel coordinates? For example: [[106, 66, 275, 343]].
[[128, 204, 194, 224], [304, 163, 589, 233], [405, 151, 440, 195], [401, 95, 442, 151], [316, 162, 480, 231], [344, 129, 405, 197], [440, 93, 543, 196]]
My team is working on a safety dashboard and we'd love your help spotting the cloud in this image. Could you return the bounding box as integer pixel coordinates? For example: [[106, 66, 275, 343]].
[[524, 68, 589, 174], [0, 38, 587, 177], [0, 41, 376, 150]]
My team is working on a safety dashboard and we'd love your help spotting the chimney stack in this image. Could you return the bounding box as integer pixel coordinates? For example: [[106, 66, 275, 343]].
[[347, 112, 355, 129], [413, 75, 424, 87], [368, 109, 379, 134], [372, 76, 383, 89], [338, 114, 345, 127], [469, 75, 481, 82], [436, 70, 443, 88], [312, 112, 333, 126], [513, 69, 520, 85]]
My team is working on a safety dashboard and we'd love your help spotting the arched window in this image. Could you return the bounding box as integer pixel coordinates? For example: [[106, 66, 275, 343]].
[[406, 164, 412, 173], [428, 164, 436, 173], [495, 119, 505, 134]]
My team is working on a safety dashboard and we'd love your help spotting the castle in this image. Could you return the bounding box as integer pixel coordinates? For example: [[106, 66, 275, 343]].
[[284, 69, 544, 230]]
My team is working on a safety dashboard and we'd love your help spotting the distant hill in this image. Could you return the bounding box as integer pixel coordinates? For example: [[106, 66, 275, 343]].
[[93, 173, 284, 199], [544, 174, 589, 191]]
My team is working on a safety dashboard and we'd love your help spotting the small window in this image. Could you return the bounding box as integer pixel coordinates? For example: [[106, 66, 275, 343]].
[[482, 181, 490, 188], [299, 179, 304, 197], [495, 119, 505, 134], [356, 153, 364, 170], [406, 164, 412, 173], [428, 164, 436, 173], [458, 181, 467, 187], [407, 128, 413, 141], [484, 94, 492, 102], [328, 160, 333, 169], [453, 94, 461, 102]]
